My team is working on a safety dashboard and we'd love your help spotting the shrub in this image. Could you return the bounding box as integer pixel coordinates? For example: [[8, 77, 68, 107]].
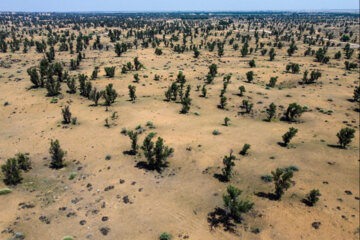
[[91, 66, 99, 79], [261, 174, 273, 182], [246, 71, 254, 83], [69, 172, 77, 180], [0, 188, 12, 195], [284, 103, 304, 121], [282, 127, 298, 146], [46, 76, 61, 96], [104, 66, 116, 78], [128, 85, 136, 102], [16, 153, 31, 171], [222, 151, 236, 181], [127, 130, 139, 154], [266, 103, 276, 121], [212, 129, 221, 135], [240, 144, 251, 155], [49, 139, 65, 169], [208, 64, 218, 77], [180, 97, 191, 114], [305, 189, 321, 206], [134, 57, 143, 71], [159, 232, 171, 240], [345, 61, 358, 70], [271, 168, 293, 200], [269, 48, 276, 61], [155, 48, 162, 55], [61, 105, 72, 124], [133, 73, 140, 83], [1, 158, 22, 185], [223, 185, 254, 222], [337, 127, 355, 148], [201, 85, 207, 97], [103, 84, 118, 106], [242, 100, 253, 113]]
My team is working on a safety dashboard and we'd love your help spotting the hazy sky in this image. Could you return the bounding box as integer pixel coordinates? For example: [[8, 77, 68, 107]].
[[0, 0, 358, 12]]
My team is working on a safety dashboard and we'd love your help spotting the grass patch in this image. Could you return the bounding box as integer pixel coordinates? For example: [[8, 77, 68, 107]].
[[0, 188, 12, 195]]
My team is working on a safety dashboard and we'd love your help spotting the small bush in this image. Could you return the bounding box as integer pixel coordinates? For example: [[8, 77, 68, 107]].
[[104, 66, 116, 78], [305, 189, 321, 206], [0, 188, 12, 195], [212, 129, 221, 135], [261, 174, 273, 182], [159, 232, 171, 240], [69, 172, 77, 180], [61, 105, 72, 124], [240, 144, 251, 155]]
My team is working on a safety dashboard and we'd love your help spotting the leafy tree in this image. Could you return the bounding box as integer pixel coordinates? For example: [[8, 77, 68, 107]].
[[90, 87, 102, 106], [219, 96, 227, 109], [241, 42, 249, 57], [223, 185, 254, 222], [127, 130, 139, 154], [61, 105, 72, 124], [282, 127, 298, 146], [91, 66, 99, 79], [266, 103, 277, 121], [343, 43, 354, 59], [46, 75, 61, 96], [104, 66, 116, 78], [269, 48, 276, 61], [222, 151, 236, 181], [242, 100, 253, 113], [208, 64, 218, 77], [155, 48, 162, 55], [268, 76, 278, 88], [102, 83, 118, 106], [334, 51, 341, 59], [284, 103, 304, 121], [180, 97, 191, 114], [249, 59, 256, 68], [286, 63, 300, 74], [153, 137, 174, 171], [133, 73, 140, 83], [224, 117, 230, 126], [128, 85, 136, 102], [337, 127, 355, 148], [238, 86, 246, 96], [246, 71, 254, 83], [201, 85, 207, 97], [353, 86, 360, 102], [159, 232, 172, 240], [16, 153, 31, 171], [345, 61, 358, 70], [134, 57, 143, 71], [27, 67, 40, 88], [66, 77, 77, 94], [49, 139, 65, 169], [1, 158, 22, 185], [193, 46, 200, 58], [240, 144, 251, 155], [271, 168, 293, 200], [305, 189, 321, 206]]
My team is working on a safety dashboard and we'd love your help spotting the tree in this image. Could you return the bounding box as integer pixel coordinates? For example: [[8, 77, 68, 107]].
[[269, 48, 276, 61], [61, 105, 72, 124], [193, 46, 200, 58], [128, 85, 136, 102], [268, 76, 278, 88], [246, 71, 254, 83], [242, 100, 253, 113], [223, 185, 254, 222], [16, 153, 31, 171], [1, 158, 22, 185], [241, 42, 249, 57], [305, 189, 321, 206], [336, 127, 355, 148], [155, 48, 162, 55], [90, 87, 102, 106], [271, 168, 293, 200], [219, 96, 227, 109], [102, 83, 118, 106], [240, 144, 251, 155], [284, 103, 304, 121], [208, 64, 218, 77], [159, 232, 172, 240], [27, 67, 40, 88], [224, 117, 230, 126], [249, 59, 256, 68], [343, 43, 354, 59], [127, 130, 139, 154], [115, 43, 123, 57], [104, 66, 115, 78], [153, 137, 174, 171], [353, 86, 360, 102], [282, 127, 298, 146], [91, 66, 99, 79], [134, 57, 143, 71], [66, 77, 77, 94], [222, 151, 235, 181], [238, 86, 245, 96], [133, 73, 140, 83], [266, 103, 277, 121], [180, 97, 191, 114], [49, 139, 65, 169], [201, 85, 207, 97], [46, 75, 61, 96]]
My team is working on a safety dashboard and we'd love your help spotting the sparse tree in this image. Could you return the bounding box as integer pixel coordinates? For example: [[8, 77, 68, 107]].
[[61, 105, 72, 124], [128, 85, 136, 102], [49, 139, 65, 169], [1, 158, 22, 185], [282, 127, 298, 146], [272, 168, 293, 200], [246, 71, 254, 83], [127, 130, 139, 154], [284, 103, 304, 121], [305, 189, 321, 206], [222, 151, 236, 181], [223, 185, 254, 222], [336, 127, 355, 148], [266, 102, 277, 121], [102, 83, 118, 106]]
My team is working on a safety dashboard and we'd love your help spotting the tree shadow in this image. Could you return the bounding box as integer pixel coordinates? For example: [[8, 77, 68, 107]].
[[123, 150, 136, 155], [207, 207, 237, 233], [254, 191, 278, 201], [277, 142, 286, 147], [301, 198, 314, 207], [327, 144, 343, 149], [213, 173, 229, 183]]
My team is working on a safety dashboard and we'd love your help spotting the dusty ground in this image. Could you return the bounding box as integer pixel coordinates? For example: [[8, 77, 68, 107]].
[[0, 17, 359, 240]]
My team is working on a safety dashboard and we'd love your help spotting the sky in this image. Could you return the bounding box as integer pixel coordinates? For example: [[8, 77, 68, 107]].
[[0, 0, 358, 12]]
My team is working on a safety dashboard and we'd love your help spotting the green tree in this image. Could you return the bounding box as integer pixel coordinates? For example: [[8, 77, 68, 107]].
[[102, 83, 118, 106], [104, 66, 116, 78], [269, 48, 276, 61], [271, 168, 293, 200], [128, 85, 136, 102], [1, 158, 22, 185], [284, 103, 304, 121], [16, 153, 31, 171], [246, 71, 254, 83], [282, 127, 298, 146], [49, 139, 65, 169], [266, 102, 277, 121], [305, 189, 321, 206], [61, 105, 72, 124], [337, 127, 355, 148], [127, 130, 139, 154], [222, 151, 235, 181], [223, 185, 254, 222]]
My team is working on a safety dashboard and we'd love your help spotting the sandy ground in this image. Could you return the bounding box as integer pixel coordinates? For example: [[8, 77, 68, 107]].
[[0, 21, 359, 240]]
